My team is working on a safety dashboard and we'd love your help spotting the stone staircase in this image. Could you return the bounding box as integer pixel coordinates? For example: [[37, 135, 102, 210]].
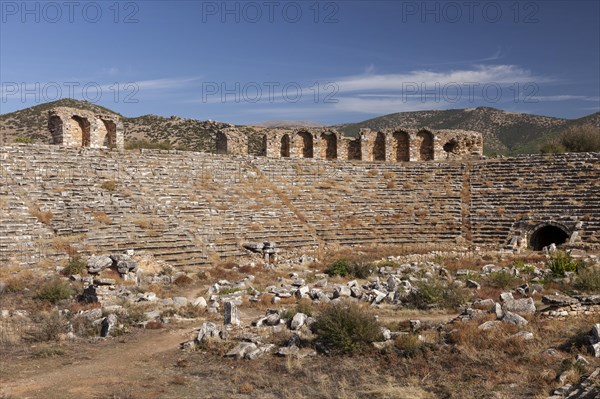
[[1, 145, 599, 269], [469, 153, 600, 246], [0, 146, 318, 269], [253, 158, 466, 246]]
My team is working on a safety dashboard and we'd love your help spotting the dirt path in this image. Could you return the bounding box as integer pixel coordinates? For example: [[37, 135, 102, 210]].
[[1, 325, 194, 399]]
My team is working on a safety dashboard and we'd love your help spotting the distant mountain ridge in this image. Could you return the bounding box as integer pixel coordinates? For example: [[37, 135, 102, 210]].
[[254, 120, 325, 128], [335, 107, 600, 154], [0, 99, 598, 154]]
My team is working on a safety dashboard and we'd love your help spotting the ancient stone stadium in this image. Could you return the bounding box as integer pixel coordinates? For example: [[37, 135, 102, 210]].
[[1, 107, 598, 268], [1, 106, 599, 399]]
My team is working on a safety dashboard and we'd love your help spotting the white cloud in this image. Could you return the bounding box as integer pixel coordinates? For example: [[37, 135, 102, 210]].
[[331, 97, 449, 115], [332, 65, 547, 93], [529, 95, 599, 102], [131, 77, 201, 91]]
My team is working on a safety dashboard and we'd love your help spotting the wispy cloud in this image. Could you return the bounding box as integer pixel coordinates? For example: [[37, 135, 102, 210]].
[[332, 64, 547, 93], [529, 95, 599, 102], [129, 77, 201, 91]]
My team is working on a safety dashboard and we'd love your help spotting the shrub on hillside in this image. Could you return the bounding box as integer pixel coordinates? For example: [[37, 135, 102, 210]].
[[546, 251, 583, 277], [314, 302, 381, 354], [486, 270, 519, 289], [409, 279, 471, 310], [325, 259, 374, 279], [559, 124, 600, 153], [540, 142, 566, 154], [63, 257, 86, 276], [36, 279, 74, 304], [574, 266, 600, 293]]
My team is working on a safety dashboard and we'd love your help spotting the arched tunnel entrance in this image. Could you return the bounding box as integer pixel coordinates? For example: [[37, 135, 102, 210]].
[[530, 223, 570, 251]]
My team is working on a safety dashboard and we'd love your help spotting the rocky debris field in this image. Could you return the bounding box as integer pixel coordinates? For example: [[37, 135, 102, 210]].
[[1, 247, 599, 398]]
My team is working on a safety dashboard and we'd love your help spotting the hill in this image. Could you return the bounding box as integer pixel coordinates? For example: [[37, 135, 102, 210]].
[[335, 107, 599, 154]]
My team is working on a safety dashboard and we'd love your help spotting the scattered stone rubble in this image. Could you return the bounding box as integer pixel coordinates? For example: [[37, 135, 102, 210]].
[[243, 241, 278, 263], [547, 367, 600, 399], [540, 295, 600, 319]]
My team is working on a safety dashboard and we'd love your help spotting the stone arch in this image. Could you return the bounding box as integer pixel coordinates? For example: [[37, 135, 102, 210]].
[[347, 138, 362, 160], [280, 134, 290, 157], [99, 119, 117, 148], [417, 129, 434, 161], [260, 134, 268, 157], [320, 132, 337, 160], [373, 132, 386, 161], [70, 116, 91, 147], [48, 115, 63, 145], [216, 132, 228, 154], [297, 131, 313, 158], [529, 222, 570, 251], [392, 130, 410, 162]]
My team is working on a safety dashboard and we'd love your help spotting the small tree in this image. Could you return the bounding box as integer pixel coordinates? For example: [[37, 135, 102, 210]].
[[559, 124, 600, 153], [540, 141, 566, 154], [314, 302, 381, 354]]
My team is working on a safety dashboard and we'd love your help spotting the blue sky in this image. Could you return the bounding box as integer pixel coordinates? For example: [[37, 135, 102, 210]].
[[1, 0, 599, 125]]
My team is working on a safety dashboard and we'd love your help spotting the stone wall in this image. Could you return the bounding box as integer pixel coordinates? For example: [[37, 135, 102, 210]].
[[216, 127, 248, 156], [45, 113, 481, 162], [469, 153, 600, 248], [244, 127, 481, 162], [0, 145, 598, 269], [48, 107, 124, 150]]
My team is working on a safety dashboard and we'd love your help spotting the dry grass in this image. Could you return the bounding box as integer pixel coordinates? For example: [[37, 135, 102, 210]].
[[29, 207, 53, 224], [100, 180, 117, 191], [130, 215, 164, 230], [93, 211, 112, 225]]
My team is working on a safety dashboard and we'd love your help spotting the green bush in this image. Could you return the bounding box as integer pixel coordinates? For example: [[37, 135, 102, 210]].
[[314, 302, 382, 354], [63, 257, 86, 276], [574, 267, 600, 293], [547, 251, 582, 277], [540, 142, 566, 154], [410, 280, 471, 310], [325, 259, 350, 277], [350, 261, 374, 279], [325, 259, 374, 279], [486, 270, 519, 289], [559, 124, 600, 153], [36, 279, 74, 304]]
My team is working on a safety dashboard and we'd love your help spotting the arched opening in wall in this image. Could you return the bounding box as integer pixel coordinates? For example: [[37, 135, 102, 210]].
[[48, 115, 63, 145], [100, 119, 117, 148], [530, 223, 570, 251], [347, 138, 362, 160], [260, 135, 268, 156], [70, 116, 90, 147], [373, 132, 386, 161], [280, 134, 290, 157], [298, 131, 313, 158], [248, 133, 267, 156], [443, 138, 459, 155], [417, 130, 434, 161], [393, 130, 409, 162], [216, 132, 228, 154], [321, 132, 337, 160]]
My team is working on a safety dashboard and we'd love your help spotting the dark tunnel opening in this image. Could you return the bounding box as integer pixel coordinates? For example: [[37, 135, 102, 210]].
[[530, 225, 569, 251]]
